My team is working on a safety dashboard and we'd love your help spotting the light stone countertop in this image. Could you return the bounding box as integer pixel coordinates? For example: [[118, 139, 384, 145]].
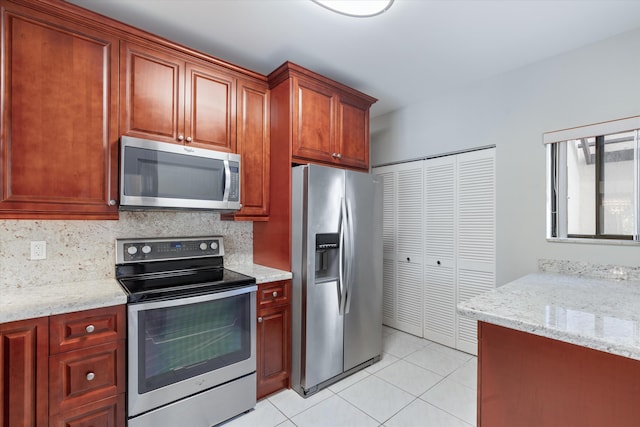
[[226, 263, 292, 284], [1, 264, 291, 324], [458, 272, 640, 361], [0, 279, 127, 324]]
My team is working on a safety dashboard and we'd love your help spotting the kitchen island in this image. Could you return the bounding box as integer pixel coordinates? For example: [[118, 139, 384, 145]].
[[458, 272, 640, 427]]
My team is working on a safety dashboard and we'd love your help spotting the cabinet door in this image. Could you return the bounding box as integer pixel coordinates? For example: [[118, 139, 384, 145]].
[[335, 93, 370, 170], [292, 76, 335, 164], [185, 63, 236, 151], [0, 317, 48, 427], [1, 7, 119, 219], [120, 42, 184, 143], [256, 281, 290, 400], [233, 79, 270, 219]]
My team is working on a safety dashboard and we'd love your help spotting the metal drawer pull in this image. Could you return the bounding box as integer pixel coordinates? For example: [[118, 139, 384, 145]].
[[272, 291, 278, 298], [85, 324, 95, 333], [86, 372, 96, 381], [257, 317, 263, 323]]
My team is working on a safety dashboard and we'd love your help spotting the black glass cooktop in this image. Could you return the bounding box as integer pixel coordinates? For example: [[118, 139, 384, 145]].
[[116, 258, 255, 303]]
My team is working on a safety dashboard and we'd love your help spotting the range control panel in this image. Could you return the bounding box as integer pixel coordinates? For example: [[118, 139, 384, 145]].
[[116, 236, 224, 263]]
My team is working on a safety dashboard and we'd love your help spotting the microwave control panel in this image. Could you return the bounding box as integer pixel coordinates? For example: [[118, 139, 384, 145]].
[[229, 161, 240, 202]]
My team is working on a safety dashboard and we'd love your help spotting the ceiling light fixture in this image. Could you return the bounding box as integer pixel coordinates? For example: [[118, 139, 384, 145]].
[[311, 0, 394, 17]]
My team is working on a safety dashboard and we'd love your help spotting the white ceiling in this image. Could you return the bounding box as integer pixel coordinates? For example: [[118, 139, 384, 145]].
[[69, 0, 640, 118]]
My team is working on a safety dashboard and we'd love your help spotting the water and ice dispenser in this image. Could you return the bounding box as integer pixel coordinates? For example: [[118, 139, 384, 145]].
[[314, 233, 339, 282]]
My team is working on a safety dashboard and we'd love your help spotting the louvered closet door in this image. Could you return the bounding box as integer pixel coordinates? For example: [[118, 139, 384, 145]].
[[456, 148, 496, 354], [396, 162, 424, 336], [423, 156, 456, 348], [376, 168, 397, 327], [395, 164, 424, 336], [374, 162, 423, 336]]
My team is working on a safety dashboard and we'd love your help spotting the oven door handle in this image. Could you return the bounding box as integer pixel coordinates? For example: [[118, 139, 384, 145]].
[[128, 284, 257, 312]]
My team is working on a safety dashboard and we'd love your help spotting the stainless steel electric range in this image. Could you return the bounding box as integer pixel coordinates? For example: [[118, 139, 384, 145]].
[[115, 236, 257, 427]]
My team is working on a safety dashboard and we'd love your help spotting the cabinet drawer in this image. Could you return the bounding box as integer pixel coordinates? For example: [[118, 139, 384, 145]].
[[258, 280, 290, 308], [49, 340, 125, 413], [50, 305, 125, 354], [50, 393, 125, 427]]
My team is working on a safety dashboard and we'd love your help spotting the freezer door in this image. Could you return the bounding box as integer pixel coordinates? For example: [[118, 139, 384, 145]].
[[298, 165, 346, 390], [344, 171, 383, 371]]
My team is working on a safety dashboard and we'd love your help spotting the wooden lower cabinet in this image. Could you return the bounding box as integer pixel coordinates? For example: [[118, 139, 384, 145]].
[[478, 321, 640, 427], [0, 317, 49, 427], [256, 280, 291, 399]]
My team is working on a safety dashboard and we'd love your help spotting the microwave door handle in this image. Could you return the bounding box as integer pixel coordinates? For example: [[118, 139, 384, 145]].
[[222, 159, 231, 202]]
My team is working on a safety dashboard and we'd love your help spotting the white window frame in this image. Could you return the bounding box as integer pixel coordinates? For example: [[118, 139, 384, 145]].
[[545, 117, 640, 243]]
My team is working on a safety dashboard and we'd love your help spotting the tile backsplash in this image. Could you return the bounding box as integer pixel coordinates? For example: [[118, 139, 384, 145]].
[[0, 211, 252, 290]]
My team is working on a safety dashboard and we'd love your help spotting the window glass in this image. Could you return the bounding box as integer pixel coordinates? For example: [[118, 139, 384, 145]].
[[601, 131, 635, 236], [567, 138, 595, 235]]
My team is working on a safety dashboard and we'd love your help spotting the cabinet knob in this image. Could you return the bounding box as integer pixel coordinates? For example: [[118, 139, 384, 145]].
[[108, 199, 117, 206], [85, 324, 95, 333], [257, 317, 263, 323], [437, 260, 441, 266], [336, 153, 342, 159], [272, 291, 278, 298], [185, 136, 192, 143], [332, 152, 337, 158], [177, 135, 184, 141], [86, 372, 96, 381], [406, 257, 410, 262]]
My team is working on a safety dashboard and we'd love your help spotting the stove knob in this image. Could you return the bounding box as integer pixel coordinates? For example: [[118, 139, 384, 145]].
[[142, 245, 152, 254], [210, 241, 218, 250], [200, 242, 208, 250], [127, 246, 138, 255]]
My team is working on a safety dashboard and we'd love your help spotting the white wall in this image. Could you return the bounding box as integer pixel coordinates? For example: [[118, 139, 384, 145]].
[[371, 28, 640, 286]]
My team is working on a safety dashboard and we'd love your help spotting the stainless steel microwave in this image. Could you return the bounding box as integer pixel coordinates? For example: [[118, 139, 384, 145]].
[[119, 136, 241, 211]]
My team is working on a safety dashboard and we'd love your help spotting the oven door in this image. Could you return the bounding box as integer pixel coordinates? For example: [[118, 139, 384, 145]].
[[127, 285, 257, 417]]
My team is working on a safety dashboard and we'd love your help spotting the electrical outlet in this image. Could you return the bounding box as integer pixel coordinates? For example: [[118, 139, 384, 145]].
[[30, 241, 46, 260]]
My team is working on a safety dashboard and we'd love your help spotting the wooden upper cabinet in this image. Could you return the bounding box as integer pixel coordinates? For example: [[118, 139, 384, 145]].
[[185, 63, 236, 151], [336, 93, 371, 170], [230, 78, 270, 220], [121, 41, 236, 152], [293, 77, 335, 164], [120, 42, 183, 142], [0, 2, 119, 219], [269, 61, 376, 170]]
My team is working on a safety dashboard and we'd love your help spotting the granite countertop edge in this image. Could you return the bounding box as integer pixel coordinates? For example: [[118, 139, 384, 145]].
[[1, 264, 292, 324], [226, 263, 293, 284], [458, 272, 640, 361]]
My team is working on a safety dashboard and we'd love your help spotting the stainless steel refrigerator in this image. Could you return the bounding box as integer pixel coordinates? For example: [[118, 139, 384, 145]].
[[291, 164, 383, 397]]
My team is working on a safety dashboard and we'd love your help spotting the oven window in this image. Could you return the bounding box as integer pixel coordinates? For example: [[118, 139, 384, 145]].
[[138, 293, 251, 393]]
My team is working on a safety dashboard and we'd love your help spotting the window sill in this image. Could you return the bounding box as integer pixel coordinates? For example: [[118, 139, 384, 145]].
[[546, 237, 640, 246]]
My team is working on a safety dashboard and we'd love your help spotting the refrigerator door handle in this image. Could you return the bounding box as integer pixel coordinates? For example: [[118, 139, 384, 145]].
[[345, 199, 355, 314], [338, 197, 349, 315]]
